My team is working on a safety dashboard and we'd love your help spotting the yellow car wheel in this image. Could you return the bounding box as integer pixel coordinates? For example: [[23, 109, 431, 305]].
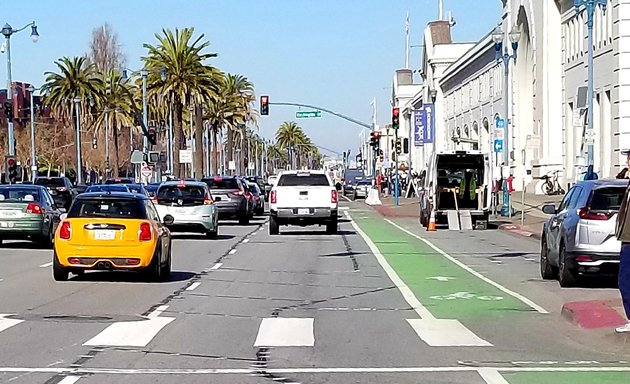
[[52, 253, 69, 282]]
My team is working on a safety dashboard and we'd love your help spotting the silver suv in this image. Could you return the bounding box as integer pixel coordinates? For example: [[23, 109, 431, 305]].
[[540, 179, 626, 287]]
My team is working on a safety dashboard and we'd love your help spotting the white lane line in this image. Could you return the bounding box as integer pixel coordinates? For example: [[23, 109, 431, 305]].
[[39, 262, 53, 268], [346, 212, 491, 347], [0, 314, 24, 333], [478, 368, 510, 384], [186, 282, 201, 291], [229, 249, 237, 255], [243, 238, 250, 243], [210, 263, 223, 270], [58, 376, 82, 384], [383, 219, 549, 314], [148, 305, 169, 319], [1, 366, 630, 374], [338, 206, 350, 210], [254, 318, 315, 347]]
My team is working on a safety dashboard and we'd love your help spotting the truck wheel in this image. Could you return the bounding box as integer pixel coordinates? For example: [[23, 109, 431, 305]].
[[239, 215, 250, 225], [326, 217, 338, 235], [269, 216, 279, 235]]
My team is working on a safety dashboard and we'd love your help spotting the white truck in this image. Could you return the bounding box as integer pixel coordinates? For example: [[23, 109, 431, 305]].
[[268, 170, 339, 235]]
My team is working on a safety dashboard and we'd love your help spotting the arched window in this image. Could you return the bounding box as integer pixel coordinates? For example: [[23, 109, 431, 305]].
[[456, 127, 461, 138], [463, 124, 470, 139], [472, 121, 479, 141]]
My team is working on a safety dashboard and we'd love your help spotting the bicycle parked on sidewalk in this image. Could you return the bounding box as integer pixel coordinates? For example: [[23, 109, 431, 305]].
[[541, 170, 565, 196]]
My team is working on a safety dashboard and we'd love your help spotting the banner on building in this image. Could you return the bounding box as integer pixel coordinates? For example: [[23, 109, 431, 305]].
[[423, 103, 435, 144], [413, 109, 425, 147]]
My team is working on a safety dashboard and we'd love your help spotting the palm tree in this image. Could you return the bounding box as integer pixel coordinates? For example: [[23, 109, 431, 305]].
[[42, 56, 104, 177], [92, 70, 136, 177], [276, 121, 309, 169], [143, 27, 219, 177], [221, 74, 255, 174]]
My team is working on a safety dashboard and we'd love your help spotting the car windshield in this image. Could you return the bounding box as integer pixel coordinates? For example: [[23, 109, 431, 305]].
[[0, 188, 41, 203], [35, 178, 65, 188], [68, 198, 145, 219], [157, 185, 207, 206], [203, 178, 239, 190], [589, 187, 626, 211], [277, 173, 330, 187], [86, 185, 129, 193]]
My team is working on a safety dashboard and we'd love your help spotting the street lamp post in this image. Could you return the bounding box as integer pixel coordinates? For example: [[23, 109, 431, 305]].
[[141, 69, 149, 154], [104, 107, 110, 178], [27, 85, 37, 181], [1, 21, 39, 156], [493, 24, 521, 218], [575, 0, 606, 179], [73, 97, 83, 185]]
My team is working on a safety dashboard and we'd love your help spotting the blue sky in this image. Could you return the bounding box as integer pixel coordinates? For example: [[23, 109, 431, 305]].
[[2, 0, 501, 157]]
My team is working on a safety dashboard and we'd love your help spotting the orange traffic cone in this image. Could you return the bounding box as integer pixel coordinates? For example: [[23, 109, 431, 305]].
[[427, 210, 436, 231]]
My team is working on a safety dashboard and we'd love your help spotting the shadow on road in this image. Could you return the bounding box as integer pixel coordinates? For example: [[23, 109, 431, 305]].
[[219, 218, 267, 227], [171, 234, 235, 241], [69, 270, 196, 283], [279, 230, 356, 236], [0, 241, 51, 250]]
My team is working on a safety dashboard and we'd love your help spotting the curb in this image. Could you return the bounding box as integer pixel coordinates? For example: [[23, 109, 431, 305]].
[[561, 300, 627, 329], [497, 223, 541, 240]]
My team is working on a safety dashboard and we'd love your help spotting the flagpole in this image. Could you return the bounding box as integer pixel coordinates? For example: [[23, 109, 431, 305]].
[[405, 12, 410, 69]]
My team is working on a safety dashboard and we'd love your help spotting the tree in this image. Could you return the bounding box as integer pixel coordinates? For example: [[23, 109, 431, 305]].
[[89, 23, 126, 73], [143, 27, 219, 178]]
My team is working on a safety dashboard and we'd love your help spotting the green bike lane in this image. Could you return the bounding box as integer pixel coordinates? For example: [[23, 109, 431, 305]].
[[347, 207, 630, 384]]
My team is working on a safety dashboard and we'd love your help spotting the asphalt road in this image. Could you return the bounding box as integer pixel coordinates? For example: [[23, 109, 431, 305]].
[[0, 201, 628, 384]]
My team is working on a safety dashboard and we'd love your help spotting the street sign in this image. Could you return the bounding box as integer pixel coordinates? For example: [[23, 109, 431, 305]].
[[496, 118, 506, 129], [493, 139, 504, 153], [130, 150, 145, 164], [493, 128, 504, 140], [296, 111, 322, 119], [179, 150, 193, 164], [141, 166, 152, 178]]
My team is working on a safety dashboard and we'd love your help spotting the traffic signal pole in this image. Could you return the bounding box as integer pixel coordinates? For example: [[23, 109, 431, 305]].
[[394, 127, 399, 207]]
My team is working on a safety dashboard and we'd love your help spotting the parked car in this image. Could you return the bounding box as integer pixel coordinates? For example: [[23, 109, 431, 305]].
[[201, 176, 252, 224], [540, 179, 627, 287], [153, 181, 219, 238], [247, 182, 265, 216], [0, 185, 64, 247], [34, 177, 76, 210], [342, 168, 366, 197], [351, 179, 372, 200], [53, 192, 172, 281]]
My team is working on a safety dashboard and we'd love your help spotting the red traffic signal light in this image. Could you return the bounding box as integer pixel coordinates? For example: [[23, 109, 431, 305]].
[[392, 107, 400, 130], [6, 158, 15, 167], [260, 96, 269, 116]]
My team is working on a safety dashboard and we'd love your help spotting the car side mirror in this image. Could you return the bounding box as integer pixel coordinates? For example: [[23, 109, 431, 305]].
[[60, 213, 68, 221], [542, 204, 557, 215]]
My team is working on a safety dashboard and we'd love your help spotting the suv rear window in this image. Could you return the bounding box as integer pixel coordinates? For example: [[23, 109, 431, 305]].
[[68, 198, 146, 219], [35, 178, 64, 188], [589, 187, 626, 211], [157, 185, 207, 206], [277, 174, 330, 187], [0, 187, 41, 202], [203, 178, 239, 190]]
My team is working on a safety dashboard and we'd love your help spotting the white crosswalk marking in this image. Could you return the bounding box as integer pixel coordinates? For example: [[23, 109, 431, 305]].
[[254, 318, 315, 347], [0, 314, 23, 333]]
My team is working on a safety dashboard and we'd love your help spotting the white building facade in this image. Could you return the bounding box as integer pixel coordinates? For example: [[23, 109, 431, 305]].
[[402, 0, 630, 193]]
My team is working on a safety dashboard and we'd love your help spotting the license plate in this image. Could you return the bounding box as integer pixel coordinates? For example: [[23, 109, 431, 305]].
[[0, 210, 18, 217], [298, 209, 309, 215], [0, 221, 14, 228], [175, 208, 187, 214], [94, 230, 116, 240]]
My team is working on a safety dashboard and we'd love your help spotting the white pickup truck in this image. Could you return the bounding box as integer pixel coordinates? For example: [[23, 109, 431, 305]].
[[268, 170, 339, 235]]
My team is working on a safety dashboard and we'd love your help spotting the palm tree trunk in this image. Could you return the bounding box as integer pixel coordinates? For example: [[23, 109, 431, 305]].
[[212, 124, 219, 175], [112, 115, 119, 177], [173, 97, 183, 178], [240, 125, 246, 175], [194, 104, 204, 178], [226, 126, 233, 175]]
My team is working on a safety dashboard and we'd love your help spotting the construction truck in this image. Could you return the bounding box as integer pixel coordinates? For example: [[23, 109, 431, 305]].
[[418, 150, 491, 230]]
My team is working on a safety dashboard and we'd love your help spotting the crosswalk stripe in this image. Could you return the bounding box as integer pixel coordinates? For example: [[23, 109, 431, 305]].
[[58, 376, 82, 384], [0, 314, 23, 333], [254, 318, 314, 347]]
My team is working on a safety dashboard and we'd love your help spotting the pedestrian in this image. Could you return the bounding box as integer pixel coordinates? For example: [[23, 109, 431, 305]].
[[617, 152, 630, 179], [615, 180, 630, 333]]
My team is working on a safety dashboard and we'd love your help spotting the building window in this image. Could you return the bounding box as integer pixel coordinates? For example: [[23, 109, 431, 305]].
[[463, 124, 470, 139]]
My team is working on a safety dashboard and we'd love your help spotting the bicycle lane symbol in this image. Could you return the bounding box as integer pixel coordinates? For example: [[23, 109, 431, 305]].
[[430, 291, 504, 301]]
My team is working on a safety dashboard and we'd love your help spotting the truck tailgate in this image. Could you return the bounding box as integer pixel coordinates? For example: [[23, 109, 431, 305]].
[[275, 186, 333, 208]]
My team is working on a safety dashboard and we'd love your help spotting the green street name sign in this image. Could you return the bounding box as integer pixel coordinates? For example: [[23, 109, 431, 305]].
[[296, 111, 322, 118]]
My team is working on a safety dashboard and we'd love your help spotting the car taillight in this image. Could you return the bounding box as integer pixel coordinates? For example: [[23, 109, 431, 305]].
[[270, 190, 277, 204], [56, 187, 67, 192], [139, 222, 152, 241], [151, 196, 158, 204], [26, 202, 42, 214], [578, 207, 610, 220], [576, 255, 593, 262], [59, 221, 71, 240], [331, 190, 338, 203], [204, 195, 213, 205]]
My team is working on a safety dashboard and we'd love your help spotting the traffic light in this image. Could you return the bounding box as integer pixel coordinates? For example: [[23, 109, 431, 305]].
[[370, 131, 381, 148], [392, 107, 400, 130], [5, 156, 17, 184], [260, 96, 269, 116], [92, 137, 98, 149], [3, 102, 13, 121], [148, 127, 157, 145], [395, 138, 402, 155]]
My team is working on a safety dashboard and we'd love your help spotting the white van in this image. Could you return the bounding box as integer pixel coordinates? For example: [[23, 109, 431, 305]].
[[419, 150, 491, 229]]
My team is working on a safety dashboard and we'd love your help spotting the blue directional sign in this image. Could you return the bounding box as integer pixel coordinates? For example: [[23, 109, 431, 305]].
[[495, 118, 506, 129], [494, 139, 504, 153]]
